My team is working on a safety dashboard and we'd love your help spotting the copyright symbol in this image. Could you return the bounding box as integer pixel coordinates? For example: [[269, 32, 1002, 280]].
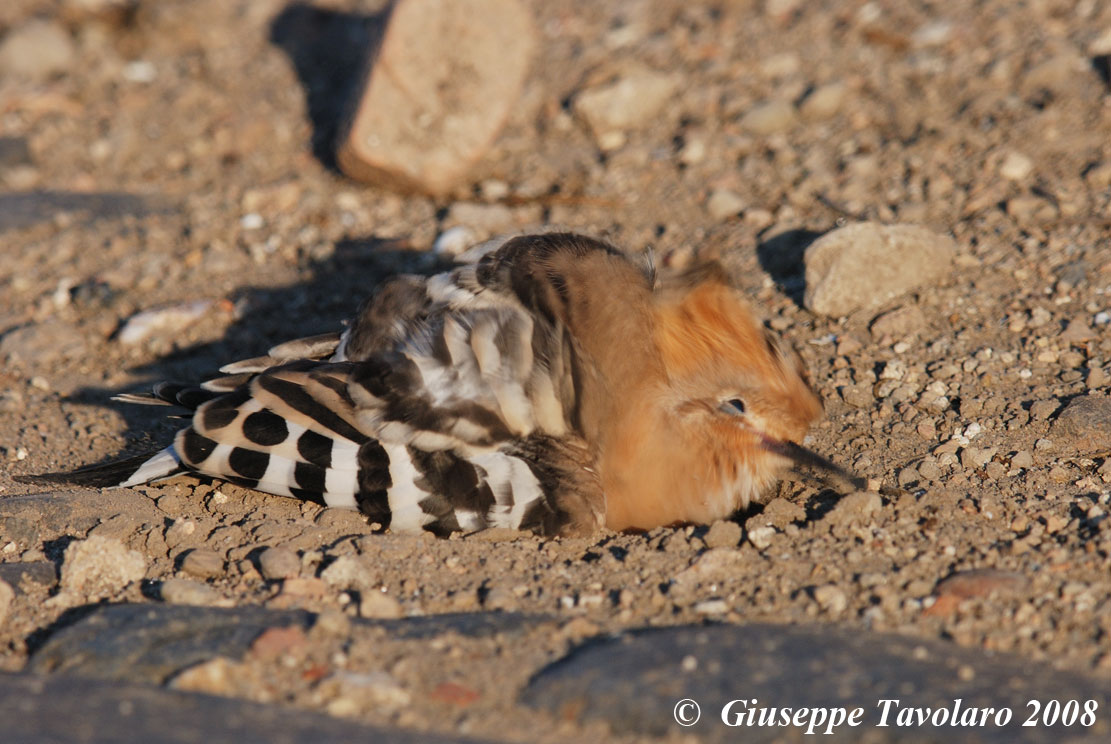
[[673, 698, 701, 726]]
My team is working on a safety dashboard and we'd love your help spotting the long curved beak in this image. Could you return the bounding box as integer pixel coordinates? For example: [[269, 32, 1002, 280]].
[[759, 435, 867, 492]]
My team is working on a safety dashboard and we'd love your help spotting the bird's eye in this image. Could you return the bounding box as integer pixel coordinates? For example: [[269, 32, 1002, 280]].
[[721, 398, 746, 415]]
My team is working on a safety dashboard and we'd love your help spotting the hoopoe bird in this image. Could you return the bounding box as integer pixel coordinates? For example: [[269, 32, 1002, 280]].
[[27, 233, 857, 536]]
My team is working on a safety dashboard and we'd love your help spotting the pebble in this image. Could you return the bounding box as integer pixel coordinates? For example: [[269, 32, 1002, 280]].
[[692, 599, 730, 615], [746, 526, 776, 550], [746, 498, 806, 529], [812, 584, 848, 615], [870, 305, 925, 339], [673, 548, 745, 584], [823, 492, 883, 527], [934, 569, 1027, 599], [803, 222, 957, 317], [799, 81, 846, 121], [257, 546, 301, 581], [320, 555, 375, 591], [739, 99, 798, 135], [444, 202, 515, 237], [336, 0, 535, 194], [59, 535, 146, 598], [160, 578, 220, 606], [249, 625, 307, 660], [180, 548, 225, 579], [321, 672, 411, 717], [1029, 399, 1060, 421], [433, 225, 478, 256], [959, 446, 997, 470], [703, 520, 742, 549], [0, 19, 75, 80], [705, 189, 745, 220], [574, 68, 681, 146], [359, 590, 403, 619], [0, 578, 13, 624], [117, 300, 215, 345], [169, 657, 247, 697], [999, 151, 1034, 181], [1051, 396, 1111, 455]]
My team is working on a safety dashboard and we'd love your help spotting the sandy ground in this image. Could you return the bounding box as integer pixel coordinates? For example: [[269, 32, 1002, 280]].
[[2, 0, 1111, 741]]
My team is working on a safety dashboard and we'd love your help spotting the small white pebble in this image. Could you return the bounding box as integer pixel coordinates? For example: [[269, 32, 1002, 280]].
[[123, 60, 157, 83], [240, 213, 264, 230], [432, 225, 477, 256]]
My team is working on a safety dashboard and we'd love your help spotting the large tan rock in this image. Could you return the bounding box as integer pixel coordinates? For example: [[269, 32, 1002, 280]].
[[803, 222, 956, 317], [337, 0, 535, 195]]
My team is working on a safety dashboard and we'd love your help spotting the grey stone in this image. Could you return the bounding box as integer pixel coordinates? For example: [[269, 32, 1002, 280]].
[[0, 671, 489, 744], [521, 624, 1111, 742], [803, 223, 957, 317], [179, 548, 225, 579], [28, 604, 318, 683], [29, 604, 552, 684], [337, 0, 535, 195], [1051, 396, 1111, 455], [257, 546, 301, 581]]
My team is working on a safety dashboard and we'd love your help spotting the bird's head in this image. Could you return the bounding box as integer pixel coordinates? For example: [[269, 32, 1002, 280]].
[[601, 267, 852, 530]]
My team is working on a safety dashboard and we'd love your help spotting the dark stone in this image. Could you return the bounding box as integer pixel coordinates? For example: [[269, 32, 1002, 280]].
[[0, 671, 492, 744], [520, 624, 1111, 743], [29, 603, 552, 683], [0, 190, 171, 232], [0, 136, 32, 169], [0, 561, 57, 593], [29, 604, 317, 683], [1051, 396, 1111, 455]]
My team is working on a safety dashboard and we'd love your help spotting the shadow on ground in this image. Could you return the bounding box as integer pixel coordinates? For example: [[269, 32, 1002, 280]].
[[754, 227, 824, 306], [66, 236, 454, 455], [269, 1, 392, 170]]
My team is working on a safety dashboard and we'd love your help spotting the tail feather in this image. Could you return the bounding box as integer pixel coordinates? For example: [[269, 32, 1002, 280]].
[[14, 448, 185, 489]]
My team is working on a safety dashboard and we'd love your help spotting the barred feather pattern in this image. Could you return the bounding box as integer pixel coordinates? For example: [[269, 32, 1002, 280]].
[[38, 233, 828, 536]]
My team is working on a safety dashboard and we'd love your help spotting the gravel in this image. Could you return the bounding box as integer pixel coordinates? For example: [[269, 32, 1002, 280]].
[[4, 0, 1111, 741]]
